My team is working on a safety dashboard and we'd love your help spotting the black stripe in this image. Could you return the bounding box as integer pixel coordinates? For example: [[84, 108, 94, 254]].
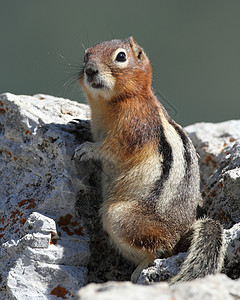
[[143, 123, 173, 211], [142, 118, 194, 212], [160, 103, 192, 176], [154, 124, 173, 196], [168, 120, 192, 178]]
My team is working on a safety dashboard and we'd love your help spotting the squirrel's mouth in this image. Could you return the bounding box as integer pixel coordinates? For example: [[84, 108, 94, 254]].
[[83, 67, 113, 92], [85, 74, 106, 89], [86, 77, 108, 90], [84, 65, 106, 90], [91, 81, 105, 89]]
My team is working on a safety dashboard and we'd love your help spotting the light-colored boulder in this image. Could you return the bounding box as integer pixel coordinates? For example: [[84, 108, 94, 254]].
[[185, 120, 240, 195], [0, 93, 91, 299], [137, 253, 187, 285], [185, 121, 240, 270], [76, 274, 240, 300], [225, 222, 240, 269], [186, 121, 240, 228]]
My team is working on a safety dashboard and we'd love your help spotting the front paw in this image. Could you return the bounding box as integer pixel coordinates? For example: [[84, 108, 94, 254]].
[[73, 141, 97, 161], [69, 119, 91, 131], [67, 119, 93, 141]]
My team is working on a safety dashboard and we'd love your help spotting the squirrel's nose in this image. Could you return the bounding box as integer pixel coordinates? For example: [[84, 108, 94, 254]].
[[85, 65, 98, 77]]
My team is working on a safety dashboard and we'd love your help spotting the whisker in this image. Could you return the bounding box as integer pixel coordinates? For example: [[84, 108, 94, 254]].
[[57, 52, 66, 60], [55, 51, 83, 69], [81, 43, 86, 52]]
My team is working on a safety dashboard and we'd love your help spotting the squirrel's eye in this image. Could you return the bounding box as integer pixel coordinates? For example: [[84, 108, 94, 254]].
[[115, 51, 127, 62]]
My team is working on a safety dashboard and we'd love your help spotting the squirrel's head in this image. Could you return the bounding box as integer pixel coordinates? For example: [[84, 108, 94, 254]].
[[79, 37, 152, 102]]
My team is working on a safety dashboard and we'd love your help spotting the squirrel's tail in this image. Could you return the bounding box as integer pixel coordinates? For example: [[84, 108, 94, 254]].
[[169, 217, 225, 285]]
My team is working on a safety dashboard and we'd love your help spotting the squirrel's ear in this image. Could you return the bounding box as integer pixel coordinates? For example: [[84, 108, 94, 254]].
[[128, 36, 146, 60]]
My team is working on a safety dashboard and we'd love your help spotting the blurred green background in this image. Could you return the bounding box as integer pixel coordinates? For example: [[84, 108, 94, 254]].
[[0, 0, 239, 126]]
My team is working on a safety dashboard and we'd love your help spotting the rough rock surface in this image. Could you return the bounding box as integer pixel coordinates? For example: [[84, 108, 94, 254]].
[[1, 93, 240, 299], [186, 121, 240, 228], [186, 121, 240, 278], [0, 93, 91, 299], [76, 274, 240, 300]]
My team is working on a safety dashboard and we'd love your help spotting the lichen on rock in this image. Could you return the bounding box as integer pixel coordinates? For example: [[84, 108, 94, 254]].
[[0, 93, 91, 299]]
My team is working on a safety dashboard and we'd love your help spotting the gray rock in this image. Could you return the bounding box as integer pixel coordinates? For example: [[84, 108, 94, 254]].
[[137, 253, 188, 285], [0, 93, 91, 299], [225, 222, 240, 269], [76, 274, 240, 300], [187, 122, 240, 229], [185, 122, 240, 271], [185, 120, 240, 199]]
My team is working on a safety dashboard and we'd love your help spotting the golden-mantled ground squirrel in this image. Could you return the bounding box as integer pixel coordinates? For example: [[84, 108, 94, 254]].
[[75, 37, 225, 284]]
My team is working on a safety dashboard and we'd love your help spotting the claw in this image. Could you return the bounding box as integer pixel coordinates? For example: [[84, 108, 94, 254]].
[[73, 141, 96, 162], [68, 119, 91, 130]]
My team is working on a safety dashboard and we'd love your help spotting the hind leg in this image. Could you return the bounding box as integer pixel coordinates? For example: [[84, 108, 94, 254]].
[[131, 254, 155, 283]]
